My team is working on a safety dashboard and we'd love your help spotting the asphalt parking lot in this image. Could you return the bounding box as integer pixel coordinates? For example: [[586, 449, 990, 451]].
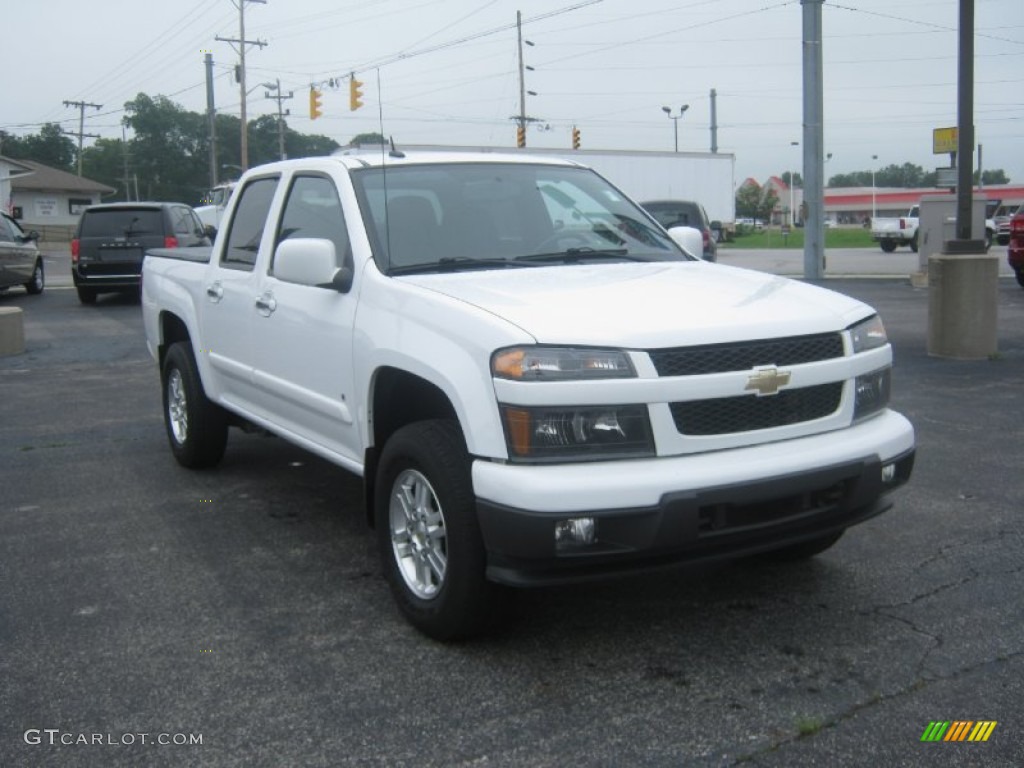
[[1, 263, 1022, 767]]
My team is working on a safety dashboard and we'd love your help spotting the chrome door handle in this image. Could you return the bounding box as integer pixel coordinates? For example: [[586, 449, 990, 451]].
[[205, 283, 224, 301], [255, 293, 277, 315]]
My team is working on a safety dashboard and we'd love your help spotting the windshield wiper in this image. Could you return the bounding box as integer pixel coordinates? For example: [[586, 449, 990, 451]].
[[389, 257, 534, 275], [515, 247, 644, 264]]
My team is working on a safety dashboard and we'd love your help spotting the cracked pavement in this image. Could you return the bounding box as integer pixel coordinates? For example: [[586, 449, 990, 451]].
[[1, 279, 1022, 767]]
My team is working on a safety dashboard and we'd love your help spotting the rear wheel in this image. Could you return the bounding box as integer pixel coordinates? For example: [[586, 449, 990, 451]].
[[756, 530, 845, 562], [161, 342, 228, 468], [1016, 270, 1024, 289], [76, 286, 97, 304], [24, 259, 44, 295], [880, 241, 897, 253], [375, 419, 494, 640]]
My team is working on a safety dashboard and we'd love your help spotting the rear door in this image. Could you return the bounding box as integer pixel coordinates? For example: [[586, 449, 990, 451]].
[[249, 171, 361, 466], [199, 175, 281, 414]]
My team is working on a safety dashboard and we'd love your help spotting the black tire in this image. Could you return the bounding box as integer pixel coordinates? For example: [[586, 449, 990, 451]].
[[161, 341, 228, 469], [984, 230, 993, 252], [910, 233, 919, 253], [76, 286, 97, 304], [375, 419, 494, 640], [879, 241, 897, 253], [24, 259, 44, 295], [997, 235, 1009, 246], [755, 530, 845, 562], [1016, 270, 1024, 289]]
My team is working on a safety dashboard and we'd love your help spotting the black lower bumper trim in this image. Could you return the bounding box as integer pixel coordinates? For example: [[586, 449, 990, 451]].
[[478, 449, 915, 587]]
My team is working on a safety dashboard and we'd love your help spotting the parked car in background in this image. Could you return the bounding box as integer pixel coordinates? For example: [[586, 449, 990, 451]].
[[1008, 210, 1024, 288], [71, 202, 210, 304], [0, 211, 44, 295], [994, 203, 1021, 246], [639, 199, 717, 261]]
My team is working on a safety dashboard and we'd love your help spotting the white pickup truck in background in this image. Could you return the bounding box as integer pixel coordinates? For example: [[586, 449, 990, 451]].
[[142, 151, 915, 639], [871, 205, 920, 253]]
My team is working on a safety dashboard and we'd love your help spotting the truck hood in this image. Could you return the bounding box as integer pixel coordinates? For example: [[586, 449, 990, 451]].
[[400, 261, 873, 348]]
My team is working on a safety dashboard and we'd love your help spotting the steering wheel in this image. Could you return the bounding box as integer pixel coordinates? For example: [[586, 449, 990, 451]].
[[533, 230, 597, 253]]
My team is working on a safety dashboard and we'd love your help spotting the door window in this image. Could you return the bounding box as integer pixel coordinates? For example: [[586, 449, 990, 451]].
[[273, 174, 350, 272], [222, 176, 279, 269]]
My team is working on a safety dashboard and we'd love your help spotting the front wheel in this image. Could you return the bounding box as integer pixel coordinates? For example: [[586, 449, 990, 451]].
[[161, 342, 228, 468], [1016, 270, 1024, 289], [375, 419, 494, 640], [910, 233, 919, 253], [24, 259, 44, 295]]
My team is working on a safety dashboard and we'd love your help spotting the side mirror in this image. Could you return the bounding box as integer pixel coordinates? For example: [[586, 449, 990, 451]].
[[203, 224, 217, 240], [273, 237, 352, 293], [666, 225, 706, 260], [23, 230, 41, 243]]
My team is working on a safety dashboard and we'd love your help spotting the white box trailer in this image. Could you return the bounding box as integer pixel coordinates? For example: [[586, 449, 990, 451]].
[[350, 145, 737, 240]]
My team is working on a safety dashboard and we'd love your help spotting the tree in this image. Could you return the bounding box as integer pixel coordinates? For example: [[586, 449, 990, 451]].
[[735, 182, 779, 223], [123, 93, 209, 202], [976, 169, 1010, 185], [780, 171, 802, 188], [1, 123, 77, 172], [348, 132, 386, 146], [81, 138, 129, 200]]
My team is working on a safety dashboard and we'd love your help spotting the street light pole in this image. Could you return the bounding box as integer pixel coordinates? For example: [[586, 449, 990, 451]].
[[790, 141, 799, 226], [661, 105, 688, 152], [871, 154, 878, 221]]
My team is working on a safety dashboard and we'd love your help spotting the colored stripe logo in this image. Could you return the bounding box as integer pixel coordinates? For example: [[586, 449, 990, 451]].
[[921, 721, 997, 742]]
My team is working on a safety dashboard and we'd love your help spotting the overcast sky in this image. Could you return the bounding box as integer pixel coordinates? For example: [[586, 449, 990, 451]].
[[4, 0, 1022, 186]]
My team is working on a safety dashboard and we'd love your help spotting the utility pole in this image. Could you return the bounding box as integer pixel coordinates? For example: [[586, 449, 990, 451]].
[[205, 52, 218, 190], [264, 79, 293, 161], [62, 99, 102, 176], [709, 89, 718, 154], [800, 0, 825, 280], [216, 0, 267, 172], [510, 10, 539, 147]]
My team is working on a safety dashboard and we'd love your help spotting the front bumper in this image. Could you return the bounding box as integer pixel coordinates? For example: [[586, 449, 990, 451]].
[[472, 409, 915, 586]]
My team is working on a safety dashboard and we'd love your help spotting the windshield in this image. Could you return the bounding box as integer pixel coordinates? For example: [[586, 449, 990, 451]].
[[350, 162, 689, 274]]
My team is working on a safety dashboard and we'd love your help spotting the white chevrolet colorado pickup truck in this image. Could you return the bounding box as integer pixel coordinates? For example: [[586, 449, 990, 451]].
[[142, 151, 915, 639]]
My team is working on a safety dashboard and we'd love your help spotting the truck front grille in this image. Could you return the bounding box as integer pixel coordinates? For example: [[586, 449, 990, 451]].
[[649, 333, 844, 377], [670, 382, 843, 436]]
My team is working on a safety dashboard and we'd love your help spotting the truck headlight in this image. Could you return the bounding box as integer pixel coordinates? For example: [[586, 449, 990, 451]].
[[853, 366, 891, 421], [849, 315, 888, 353], [492, 346, 635, 380], [500, 404, 654, 462]]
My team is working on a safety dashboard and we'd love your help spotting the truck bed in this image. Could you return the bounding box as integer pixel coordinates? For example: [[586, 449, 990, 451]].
[[146, 246, 214, 264]]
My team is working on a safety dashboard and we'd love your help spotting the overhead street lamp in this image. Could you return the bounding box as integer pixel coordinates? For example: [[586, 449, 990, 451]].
[[790, 141, 799, 226], [661, 105, 688, 153], [871, 154, 879, 221]]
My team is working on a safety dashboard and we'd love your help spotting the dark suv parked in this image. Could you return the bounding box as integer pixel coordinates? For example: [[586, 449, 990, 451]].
[[639, 199, 718, 261], [71, 202, 210, 304]]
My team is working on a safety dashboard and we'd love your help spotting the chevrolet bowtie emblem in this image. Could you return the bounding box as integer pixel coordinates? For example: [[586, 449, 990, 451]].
[[745, 367, 791, 396]]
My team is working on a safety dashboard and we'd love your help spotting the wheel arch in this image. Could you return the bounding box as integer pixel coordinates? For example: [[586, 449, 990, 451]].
[[157, 311, 192, 366], [363, 366, 461, 527]]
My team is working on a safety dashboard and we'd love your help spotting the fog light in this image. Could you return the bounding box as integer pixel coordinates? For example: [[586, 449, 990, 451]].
[[555, 517, 597, 551], [881, 463, 896, 483]]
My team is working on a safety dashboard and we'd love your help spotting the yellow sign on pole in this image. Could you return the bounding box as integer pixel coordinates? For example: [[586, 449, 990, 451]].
[[933, 126, 958, 154]]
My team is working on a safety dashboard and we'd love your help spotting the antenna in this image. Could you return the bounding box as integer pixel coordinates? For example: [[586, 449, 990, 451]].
[[377, 68, 392, 273]]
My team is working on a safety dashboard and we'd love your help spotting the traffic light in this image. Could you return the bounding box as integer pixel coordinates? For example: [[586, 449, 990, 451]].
[[309, 87, 323, 120], [516, 125, 525, 148], [572, 126, 581, 150], [349, 74, 364, 111]]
